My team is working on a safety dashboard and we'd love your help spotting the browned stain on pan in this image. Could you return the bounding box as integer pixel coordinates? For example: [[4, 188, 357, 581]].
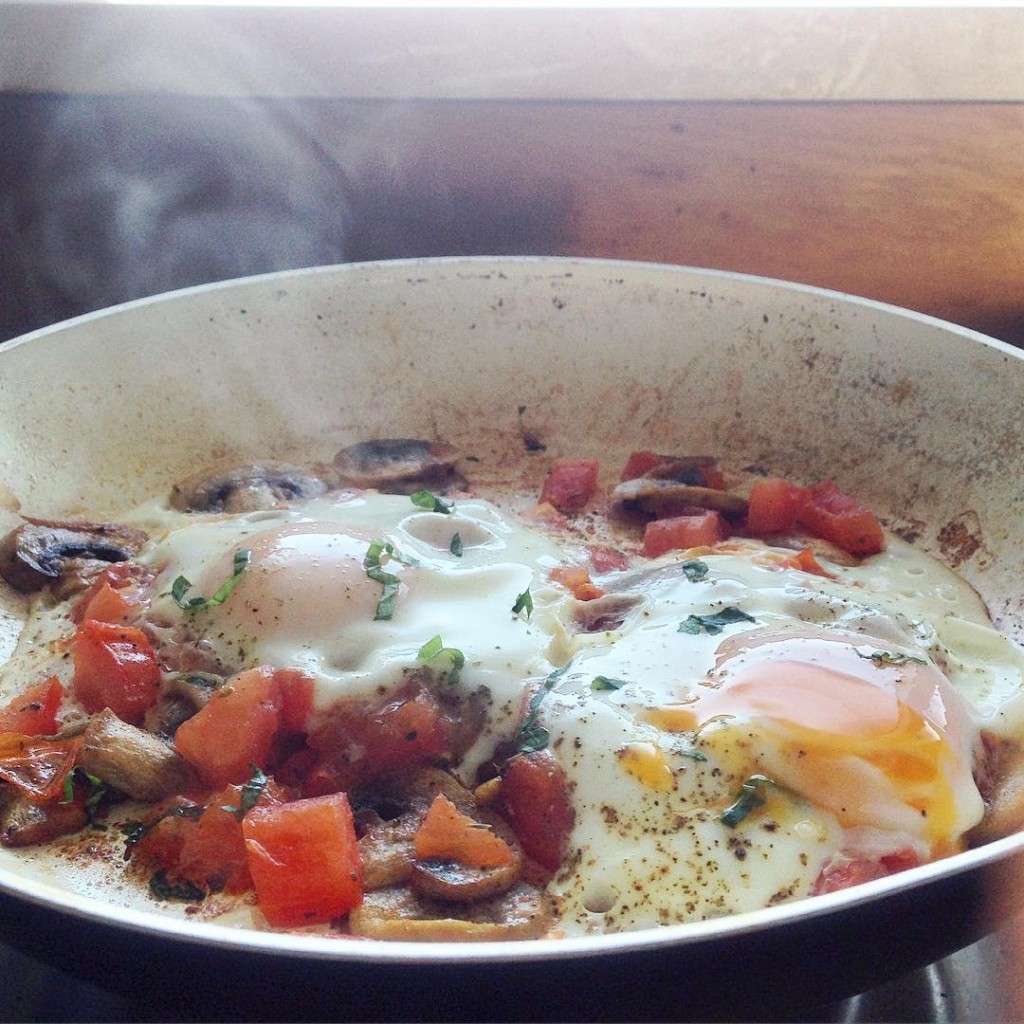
[[937, 510, 990, 569]]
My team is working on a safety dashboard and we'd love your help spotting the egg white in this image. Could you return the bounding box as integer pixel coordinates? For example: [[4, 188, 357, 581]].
[[138, 493, 568, 775], [536, 538, 1024, 934]]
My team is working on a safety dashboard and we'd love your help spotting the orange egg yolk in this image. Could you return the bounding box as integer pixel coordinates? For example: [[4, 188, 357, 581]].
[[683, 630, 965, 852]]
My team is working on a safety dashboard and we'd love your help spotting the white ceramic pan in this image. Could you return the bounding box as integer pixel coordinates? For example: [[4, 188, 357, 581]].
[[1, 257, 1022, 1021]]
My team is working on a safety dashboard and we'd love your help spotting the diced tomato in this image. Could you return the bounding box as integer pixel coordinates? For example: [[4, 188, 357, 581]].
[[746, 477, 802, 535], [813, 849, 919, 895], [0, 677, 65, 736], [414, 793, 515, 869], [549, 565, 604, 601], [796, 481, 885, 556], [71, 619, 160, 724], [274, 668, 315, 735], [587, 544, 631, 574], [300, 680, 454, 796], [133, 781, 288, 894], [538, 459, 600, 515], [642, 509, 726, 558], [71, 563, 154, 624], [243, 792, 362, 927], [620, 450, 673, 481], [620, 452, 725, 489], [500, 749, 574, 872], [0, 733, 82, 802], [776, 547, 835, 579], [174, 666, 282, 788]]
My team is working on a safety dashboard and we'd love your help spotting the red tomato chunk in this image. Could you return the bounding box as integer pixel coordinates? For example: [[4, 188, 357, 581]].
[[642, 509, 726, 558], [797, 481, 885, 556], [500, 749, 574, 872], [174, 666, 283, 788], [71, 619, 160, 724], [0, 676, 65, 736], [243, 792, 362, 927], [539, 459, 599, 515]]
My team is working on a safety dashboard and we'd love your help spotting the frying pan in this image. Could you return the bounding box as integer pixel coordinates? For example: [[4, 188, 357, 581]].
[[0, 257, 1022, 1021]]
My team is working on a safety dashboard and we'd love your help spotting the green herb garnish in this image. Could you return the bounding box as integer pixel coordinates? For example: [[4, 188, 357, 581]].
[[411, 490, 454, 514], [122, 803, 204, 852], [513, 663, 570, 753], [721, 774, 775, 828], [417, 634, 466, 685], [363, 539, 418, 620], [678, 606, 755, 636], [858, 650, 928, 668], [149, 870, 205, 903], [60, 767, 106, 818], [221, 764, 269, 819], [592, 676, 630, 692], [172, 548, 251, 611], [449, 533, 463, 557], [681, 559, 709, 582], [512, 588, 534, 620]]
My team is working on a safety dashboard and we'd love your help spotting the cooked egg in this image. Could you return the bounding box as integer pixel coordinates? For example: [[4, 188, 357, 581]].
[[537, 539, 1024, 934], [27, 489, 1022, 937], [138, 493, 568, 772]]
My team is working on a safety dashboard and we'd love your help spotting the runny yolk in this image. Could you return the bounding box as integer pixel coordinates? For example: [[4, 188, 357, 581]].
[[680, 630, 965, 851]]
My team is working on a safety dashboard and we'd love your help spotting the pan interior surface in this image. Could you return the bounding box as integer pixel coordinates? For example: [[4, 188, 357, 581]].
[[0, 257, 1023, 1010]]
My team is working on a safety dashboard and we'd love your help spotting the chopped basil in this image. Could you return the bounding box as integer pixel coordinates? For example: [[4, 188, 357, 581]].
[[410, 490, 454, 515], [363, 539, 418, 621], [858, 649, 928, 668], [678, 748, 708, 762], [173, 548, 251, 611], [221, 764, 270, 819], [149, 870, 205, 903], [681, 559, 709, 582], [60, 767, 106, 818], [513, 663, 569, 753], [678, 606, 756, 635], [417, 634, 466, 685], [591, 675, 630, 692], [512, 588, 534, 620], [122, 803, 203, 852], [721, 774, 775, 828], [449, 532, 463, 557]]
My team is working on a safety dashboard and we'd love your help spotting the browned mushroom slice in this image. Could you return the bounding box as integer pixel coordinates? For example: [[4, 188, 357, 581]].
[[640, 455, 722, 484], [79, 709, 196, 801], [356, 767, 481, 890], [611, 478, 749, 520], [332, 439, 462, 494], [968, 732, 1024, 845], [572, 592, 645, 633], [348, 881, 553, 941], [751, 531, 860, 568], [0, 518, 148, 595], [143, 672, 221, 738], [411, 810, 524, 903], [0, 789, 88, 847], [169, 463, 328, 513]]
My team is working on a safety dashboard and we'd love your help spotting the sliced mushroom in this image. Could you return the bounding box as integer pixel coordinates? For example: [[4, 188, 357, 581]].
[[79, 709, 196, 801], [143, 672, 221, 738], [0, 789, 88, 847], [572, 592, 646, 633], [348, 881, 553, 942], [969, 732, 1024, 845], [411, 808, 524, 903], [0, 518, 148, 595], [751, 531, 860, 568], [640, 455, 722, 484], [355, 767, 480, 891], [612, 478, 749, 520], [332, 439, 463, 494], [169, 463, 328, 513]]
